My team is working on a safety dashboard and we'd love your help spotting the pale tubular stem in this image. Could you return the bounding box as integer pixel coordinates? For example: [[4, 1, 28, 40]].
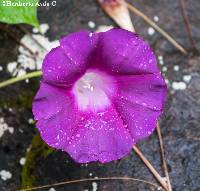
[[0, 71, 42, 89]]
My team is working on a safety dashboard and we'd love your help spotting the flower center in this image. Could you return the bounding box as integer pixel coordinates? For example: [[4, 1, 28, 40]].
[[72, 70, 115, 111]]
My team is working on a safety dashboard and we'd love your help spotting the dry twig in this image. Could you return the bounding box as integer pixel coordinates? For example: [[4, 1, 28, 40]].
[[156, 122, 173, 191], [18, 177, 160, 191], [133, 145, 168, 191], [126, 2, 188, 55], [179, 0, 197, 51]]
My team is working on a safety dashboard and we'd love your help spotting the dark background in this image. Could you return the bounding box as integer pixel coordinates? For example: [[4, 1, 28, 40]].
[[0, 0, 199, 190]]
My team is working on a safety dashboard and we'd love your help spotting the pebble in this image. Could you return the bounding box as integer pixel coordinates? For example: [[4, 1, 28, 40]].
[[0, 117, 14, 138], [147, 27, 155, 36], [92, 182, 98, 191], [153, 16, 159, 22], [162, 66, 167, 72], [158, 55, 164, 65], [49, 188, 56, 191], [33, 23, 50, 34], [0, 170, 12, 181], [172, 81, 187, 90], [17, 68, 27, 76], [28, 118, 34, 124], [19, 157, 26, 166], [89, 172, 93, 176], [88, 21, 96, 29], [7, 62, 17, 74], [183, 75, 192, 83], [7, 29, 59, 77], [173, 65, 180, 71]]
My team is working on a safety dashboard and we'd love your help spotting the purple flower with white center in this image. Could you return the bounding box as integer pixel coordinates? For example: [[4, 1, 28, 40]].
[[32, 29, 167, 163]]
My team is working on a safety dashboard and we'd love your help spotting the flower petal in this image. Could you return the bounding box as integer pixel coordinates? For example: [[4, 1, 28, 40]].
[[94, 28, 158, 74], [33, 82, 77, 149], [64, 106, 133, 163], [112, 73, 167, 141], [114, 98, 162, 142], [33, 83, 133, 163], [32, 82, 74, 121], [36, 111, 75, 150], [114, 73, 167, 110], [43, 31, 94, 86], [60, 30, 94, 67]]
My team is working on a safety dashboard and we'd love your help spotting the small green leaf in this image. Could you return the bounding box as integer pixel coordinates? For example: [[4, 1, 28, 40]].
[[0, 0, 39, 27]]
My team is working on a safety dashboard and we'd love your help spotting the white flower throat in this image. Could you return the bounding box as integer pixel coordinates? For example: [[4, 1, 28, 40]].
[[72, 70, 116, 111]]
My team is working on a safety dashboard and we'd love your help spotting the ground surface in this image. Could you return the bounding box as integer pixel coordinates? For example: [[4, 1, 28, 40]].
[[0, 0, 200, 191]]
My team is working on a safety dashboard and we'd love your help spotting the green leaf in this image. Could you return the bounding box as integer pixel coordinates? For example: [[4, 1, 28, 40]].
[[0, 0, 39, 27]]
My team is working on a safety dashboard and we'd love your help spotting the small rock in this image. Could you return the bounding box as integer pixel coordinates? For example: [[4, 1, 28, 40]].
[[153, 16, 159, 22], [0, 170, 12, 181], [89, 172, 93, 176], [174, 65, 180, 71], [49, 188, 56, 191], [147, 27, 155, 36], [17, 68, 27, 76], [19, 157, 26, 166], [158, 55, 164, 65], [33, 23, 50, 34], [8, 108, 13, 112], [172, 81, 187, 90], [28, 118, 34, 124], [183, 75, 192, 83], [88, 21, 96, 29], [7, 62, 17, 74], [162, 66, 167, 72], [0, 118, 14, 138], [92, 182, 98, 191]]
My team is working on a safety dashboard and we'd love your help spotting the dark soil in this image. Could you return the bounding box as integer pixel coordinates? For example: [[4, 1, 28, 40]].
[[0, 0, 199, 191]]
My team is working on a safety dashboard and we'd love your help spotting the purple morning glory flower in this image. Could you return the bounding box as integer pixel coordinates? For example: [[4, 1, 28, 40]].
[[32, 29, 167, 163]]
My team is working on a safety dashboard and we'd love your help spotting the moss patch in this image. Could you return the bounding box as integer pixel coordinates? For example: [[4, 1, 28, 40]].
[[21, 133, 54, 189]]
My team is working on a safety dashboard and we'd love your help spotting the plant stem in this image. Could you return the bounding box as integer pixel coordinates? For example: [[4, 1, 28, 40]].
[[133, 145, 168, 191], [0, 71, 42, 89]]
